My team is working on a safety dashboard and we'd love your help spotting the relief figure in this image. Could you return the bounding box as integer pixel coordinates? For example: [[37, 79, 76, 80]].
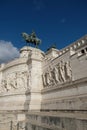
[[64, 61, 72, 81], [45, 72, 51, 86], [42, 73, 47, 87], [49, 70, 55, 85], [16, 72, 26, 89], [7, 73, 17, 91], [57, 61, 66, 83], [1, 79, 8, 92], [53, 66, 60, 83]]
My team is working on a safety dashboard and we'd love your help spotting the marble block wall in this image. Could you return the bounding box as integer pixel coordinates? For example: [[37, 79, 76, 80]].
[[0, 35, 87, 111], [0, 46, 44, 111], [0, 35, 87, 130]]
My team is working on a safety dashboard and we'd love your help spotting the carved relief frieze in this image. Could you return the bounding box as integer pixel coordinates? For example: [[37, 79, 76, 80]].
[[42, 60, 72, 88], [0, 71, 30, 93], [0, 79, 8, 92]]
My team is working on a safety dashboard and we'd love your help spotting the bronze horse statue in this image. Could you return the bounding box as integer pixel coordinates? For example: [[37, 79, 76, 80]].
[[21, 31, 41, 48]]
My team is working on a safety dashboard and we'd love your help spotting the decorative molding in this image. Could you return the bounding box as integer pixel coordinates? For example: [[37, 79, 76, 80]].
[[1, 58, 28, 71], [41, 77, 87, 93]]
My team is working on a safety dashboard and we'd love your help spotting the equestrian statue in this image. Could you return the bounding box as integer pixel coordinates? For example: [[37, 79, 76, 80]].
[[21, 31, 41, 48]]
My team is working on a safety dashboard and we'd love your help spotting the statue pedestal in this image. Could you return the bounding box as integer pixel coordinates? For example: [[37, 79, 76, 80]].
[[20, 46, 44, 111]]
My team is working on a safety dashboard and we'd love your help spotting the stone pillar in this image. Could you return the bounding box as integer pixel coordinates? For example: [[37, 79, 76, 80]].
[[29, 48, 44, 111], [20, 46, 44, 111]]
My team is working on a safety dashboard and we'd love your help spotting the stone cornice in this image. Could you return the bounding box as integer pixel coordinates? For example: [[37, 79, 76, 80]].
[[1, 58, 28, 71], [41, 77, 87, 94], [0, 90, 30, 97], [59, 34, 87, 56], [26, 111, 87, 119], [20, 46, 44, 54], [43, 35, 87, 69]]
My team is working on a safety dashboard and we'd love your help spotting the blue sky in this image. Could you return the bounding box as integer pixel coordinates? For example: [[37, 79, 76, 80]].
[[0, 0, 87, 63]]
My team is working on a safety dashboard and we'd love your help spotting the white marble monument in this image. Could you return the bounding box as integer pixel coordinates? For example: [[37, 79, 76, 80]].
[[0, 35, 87, 130]]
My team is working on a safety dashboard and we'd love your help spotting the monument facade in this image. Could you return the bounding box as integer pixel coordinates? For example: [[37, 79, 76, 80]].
[[0, 34, 87, 130]]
